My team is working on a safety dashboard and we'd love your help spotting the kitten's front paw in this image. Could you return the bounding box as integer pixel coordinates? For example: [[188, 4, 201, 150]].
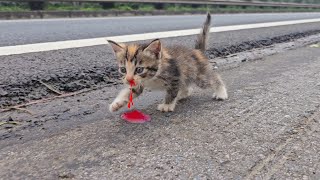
[[109, 100, 126, 112], [157, 103, 175, 112]]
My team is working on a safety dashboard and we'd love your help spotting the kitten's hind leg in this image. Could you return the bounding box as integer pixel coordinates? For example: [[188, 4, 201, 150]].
[[158, 86, 179, 112], [212, 81, 228, 100], [210, 71, 228, 100], [196, 71, 228, 100], [177, 86, 193, 101]]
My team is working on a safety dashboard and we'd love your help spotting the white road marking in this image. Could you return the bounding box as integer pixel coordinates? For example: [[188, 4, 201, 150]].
[[1, 18, 320, 56]]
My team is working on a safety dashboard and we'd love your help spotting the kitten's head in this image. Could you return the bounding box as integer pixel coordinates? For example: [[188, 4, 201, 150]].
[[108, 39, 162, 86]]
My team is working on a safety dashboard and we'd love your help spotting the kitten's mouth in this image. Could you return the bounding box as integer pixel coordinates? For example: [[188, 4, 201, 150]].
[[125, 79, 141, 88]]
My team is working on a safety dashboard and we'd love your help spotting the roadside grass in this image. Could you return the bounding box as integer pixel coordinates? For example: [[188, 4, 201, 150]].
[[47, 3, 103, 11], [0, 6, 27, 12], [136, 4, 155, 11], [0, 3, 30, 11], [0, 2, 319, 13]]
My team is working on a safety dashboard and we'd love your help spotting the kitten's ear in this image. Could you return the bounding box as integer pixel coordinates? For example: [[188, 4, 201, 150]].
[[107, 40, 124, 54], [144, 39, 162, 58]]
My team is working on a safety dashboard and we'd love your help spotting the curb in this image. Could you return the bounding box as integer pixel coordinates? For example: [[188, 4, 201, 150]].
[[212, 33, 320, 70]]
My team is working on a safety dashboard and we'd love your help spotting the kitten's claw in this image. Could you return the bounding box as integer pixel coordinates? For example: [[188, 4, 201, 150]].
[[109, 101, 126, 112], [157, 103, 175, 112]]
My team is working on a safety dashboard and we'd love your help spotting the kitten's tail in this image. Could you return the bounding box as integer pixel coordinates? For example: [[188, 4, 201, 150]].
[[195, 13, 211, 52]]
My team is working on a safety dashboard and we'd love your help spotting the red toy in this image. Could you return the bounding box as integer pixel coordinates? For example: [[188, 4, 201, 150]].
[[121, 110, 151, 124], [127, 80, 135, 108], [121, 80, 151, 123]]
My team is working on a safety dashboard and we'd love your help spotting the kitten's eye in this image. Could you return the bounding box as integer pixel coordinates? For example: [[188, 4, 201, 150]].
[[135, 67, 144, 74], [119, 67, 126, 74]]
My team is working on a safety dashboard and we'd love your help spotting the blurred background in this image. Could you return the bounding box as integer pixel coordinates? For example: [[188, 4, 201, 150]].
[[0, 0, 319, 19]]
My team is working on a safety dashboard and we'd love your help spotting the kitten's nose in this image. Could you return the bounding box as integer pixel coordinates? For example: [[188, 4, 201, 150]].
[[126, 75, 134, 82]]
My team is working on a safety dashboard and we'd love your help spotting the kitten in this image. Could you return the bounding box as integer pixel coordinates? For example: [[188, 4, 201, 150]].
[[108, 13, 228, 112]]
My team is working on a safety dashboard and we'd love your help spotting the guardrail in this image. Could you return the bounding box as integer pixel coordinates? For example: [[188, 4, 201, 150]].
[[5, 0, 320, 8]]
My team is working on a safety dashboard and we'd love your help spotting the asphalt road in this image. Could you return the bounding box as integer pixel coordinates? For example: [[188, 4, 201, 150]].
[[0, 45, 319, 179], [1, 13, 320, 46]]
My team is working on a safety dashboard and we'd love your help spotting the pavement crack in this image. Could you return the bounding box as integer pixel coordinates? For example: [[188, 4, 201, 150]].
[[244, 109, 320, 180], [0, 86, 105, 114], [39, 80, 63, 95], [223, 99, 266, 130]]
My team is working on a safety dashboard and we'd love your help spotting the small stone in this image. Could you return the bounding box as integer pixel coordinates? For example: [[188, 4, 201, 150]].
[[7, 116, 14, 121], [292, 129, 299, 134]]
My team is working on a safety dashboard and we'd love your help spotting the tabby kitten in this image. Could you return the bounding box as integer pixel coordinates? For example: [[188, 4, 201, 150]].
[[108, 13, 228, 112]]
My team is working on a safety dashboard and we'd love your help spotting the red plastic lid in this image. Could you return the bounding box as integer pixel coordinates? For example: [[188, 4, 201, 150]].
[[121, 110, 151, 123]]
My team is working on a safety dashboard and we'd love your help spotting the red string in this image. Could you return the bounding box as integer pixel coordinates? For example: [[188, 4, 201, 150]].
[[127, 80, 136, 108]]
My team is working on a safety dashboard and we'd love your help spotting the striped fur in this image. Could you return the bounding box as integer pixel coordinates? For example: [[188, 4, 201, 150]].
[[195, 13, 211, 52], [108, 13, 228, 113]]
